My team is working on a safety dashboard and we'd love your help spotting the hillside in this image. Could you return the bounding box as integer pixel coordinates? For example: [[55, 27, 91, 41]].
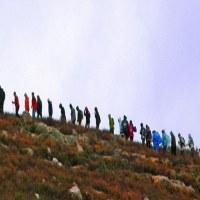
[[0, 113, 200, 200]]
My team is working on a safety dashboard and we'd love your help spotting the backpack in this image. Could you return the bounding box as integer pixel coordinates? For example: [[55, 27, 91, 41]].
[[80, 110, 83, 119], [122, 121, 128, 130], [112, 118, 114, 125], [180, 137, 185, 146], [133, 126, 137, 132]]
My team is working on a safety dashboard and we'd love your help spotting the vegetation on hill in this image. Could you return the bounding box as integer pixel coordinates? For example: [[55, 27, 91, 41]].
[[0, 113, 200, 200]]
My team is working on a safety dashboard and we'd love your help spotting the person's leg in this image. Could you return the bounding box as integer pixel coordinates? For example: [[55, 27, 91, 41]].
[[142, 138, 145, 146], [32, 109, 36, 119], [163, 146, 166, 154], [174, 146, 176, 156], [15, 106, 18, 117], [16, 106, 20, 117], [191, 147, 194, 158], [96, 122, 99, 129], [0, 102, 2, 113]]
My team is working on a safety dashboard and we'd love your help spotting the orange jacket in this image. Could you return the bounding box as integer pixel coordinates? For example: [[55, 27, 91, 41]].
[[25, 96, 29, 111]]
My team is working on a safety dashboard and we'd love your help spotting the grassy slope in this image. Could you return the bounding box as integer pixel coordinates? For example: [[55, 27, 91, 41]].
[[0, 113, 200, 200]]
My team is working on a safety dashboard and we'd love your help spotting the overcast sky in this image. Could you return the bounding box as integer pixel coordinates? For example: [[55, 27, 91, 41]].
[[0, 1, 200, 147]]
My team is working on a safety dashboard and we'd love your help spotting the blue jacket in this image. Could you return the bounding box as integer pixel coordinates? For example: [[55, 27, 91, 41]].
[[162, 132, 169, 147], [153, 131, 162, 145]]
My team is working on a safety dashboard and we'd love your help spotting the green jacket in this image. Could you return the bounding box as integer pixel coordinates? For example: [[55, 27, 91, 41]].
[[188, 136, 194, 148], [108, 114, 114, 129]]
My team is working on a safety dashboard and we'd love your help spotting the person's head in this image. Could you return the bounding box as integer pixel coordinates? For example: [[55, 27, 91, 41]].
[[178, 133, 181, 138], [37, 95, 39, 99], [76, 106, 79, 111], [13, 91, 16, 96], [85, 106, 88, 111], [32, 92, 34, 96], [24, 93, 27, 97], [146, 125, 149, 129], [47, 98, 50, 102], [152, 130, 155, 134], [69, 104, 72, 109], [162, 130, 165, 134], [188, 133, 191, 138], [123, 115, 127, 120], [130, 120, 132, 124], [170, 131, 173, 136], [59, 103, 62, 108], [94, 107, 97, 111], [140, 123, 143, 127]]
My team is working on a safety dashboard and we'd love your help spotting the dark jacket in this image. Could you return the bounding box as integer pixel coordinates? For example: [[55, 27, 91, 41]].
[[0, 87, 5, 103], [77, 107, 83, 122], [48, 100, 53, 116], [94, 108, 101, 124], [122, 119, 128, 132], [59, 104, 65, 118], [146, 128, 152, 141], [84, 110, 90, 124], [171, 133, 176, 147], [37, 98, 42, 113]]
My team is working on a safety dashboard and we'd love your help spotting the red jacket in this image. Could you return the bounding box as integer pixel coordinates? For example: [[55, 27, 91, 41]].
[[32, 96, 37, 110], [14, 95, 19, 107], [128, 124, 134, 137]]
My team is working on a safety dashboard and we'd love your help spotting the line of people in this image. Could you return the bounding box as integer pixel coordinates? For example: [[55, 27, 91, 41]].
[[0, 87, 101, 129], [117, 115, 195, 158], [138, 123, 195, 158], [0, 86, 197, 157]]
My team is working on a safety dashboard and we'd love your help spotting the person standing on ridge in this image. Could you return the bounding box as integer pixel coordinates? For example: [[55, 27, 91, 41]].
[[94, 107, 101, 129], [84, 107, 90, 128], [146, 125, 152, 148], [140, 123, 146, 146], [69, 104, 76, 124], [76, 106, 83, 125], [47, 98, 53, 118], [24, 93, 29, 112], [37, 95, 42, 119], [118, 117, 123, 134], [0, 86, 5, 114], [12, 92, 20, 117], [170, 131, 176, 156], [152, 130, 162, 151], [162, 130, 168, 155], [186, 133, 194, 158], [31, 92, 37, 119], [59, 103, 66, 123], [178, 133, 185, 157], [112, 117, 115, 134], [122, 115, 129, 140], [108, 114, 114, 134], [128, 120, 134, 141]]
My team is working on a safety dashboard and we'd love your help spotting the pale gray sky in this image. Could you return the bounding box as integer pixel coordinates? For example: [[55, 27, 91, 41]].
[[1, 1, 200, 147]]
